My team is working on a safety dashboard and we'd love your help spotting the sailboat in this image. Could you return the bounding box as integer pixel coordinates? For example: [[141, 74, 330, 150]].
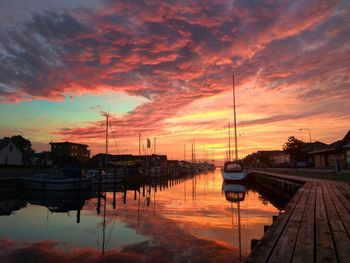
[[222, 75, 248, 181]]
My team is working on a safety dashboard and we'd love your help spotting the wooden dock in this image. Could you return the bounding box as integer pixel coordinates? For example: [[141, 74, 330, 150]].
[[245, 171, 350, 263]]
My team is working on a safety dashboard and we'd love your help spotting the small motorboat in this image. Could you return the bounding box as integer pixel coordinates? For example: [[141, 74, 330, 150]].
[[21, 168, 91, 191]]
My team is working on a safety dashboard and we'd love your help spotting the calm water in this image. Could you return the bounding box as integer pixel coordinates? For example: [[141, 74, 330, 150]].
[[0, 169, 281, 262]]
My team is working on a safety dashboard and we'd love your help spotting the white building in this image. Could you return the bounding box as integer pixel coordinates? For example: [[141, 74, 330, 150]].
[[0, 141, 23, 165]]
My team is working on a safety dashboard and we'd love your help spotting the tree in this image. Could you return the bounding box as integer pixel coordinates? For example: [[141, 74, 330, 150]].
[[283, 136, 304, 167], [256, 152, 273, 167], [3, 135, 34, 155]]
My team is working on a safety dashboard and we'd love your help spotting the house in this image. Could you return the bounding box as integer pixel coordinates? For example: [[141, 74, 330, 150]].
[[29, 151, 53, 166], [0, 140, 23, 165], [256, 150, 290, 167], [248, 141, 327, 168], [309, 130, 350, 169], [50, 141, 90, 163], [298, 141, 328, 167], [92, 154, 136, 167]]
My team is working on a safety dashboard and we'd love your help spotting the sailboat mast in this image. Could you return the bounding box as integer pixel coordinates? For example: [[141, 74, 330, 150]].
[[233, 75, 238, 161], [184, 143, 186, 161], [139, 132, 141, 156], [105, 114, 109, 166], [154, 137, 156, 155], [228, 122, 231, 161]]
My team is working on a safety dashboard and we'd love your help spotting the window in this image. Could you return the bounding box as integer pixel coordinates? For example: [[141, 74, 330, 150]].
[[224, 162, 243, 172]]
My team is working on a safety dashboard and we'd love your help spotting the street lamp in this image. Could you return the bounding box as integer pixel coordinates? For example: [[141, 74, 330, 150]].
[[299, 128, 312, 143]]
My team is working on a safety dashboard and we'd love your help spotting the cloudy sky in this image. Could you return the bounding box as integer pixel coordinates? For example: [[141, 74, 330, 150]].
[[0, 0, 349, 161]]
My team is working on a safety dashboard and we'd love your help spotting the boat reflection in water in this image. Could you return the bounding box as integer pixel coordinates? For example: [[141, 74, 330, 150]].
[[0, 170, 282, 263], [222, 181, 247, 263], [25, 190, 91, 222]]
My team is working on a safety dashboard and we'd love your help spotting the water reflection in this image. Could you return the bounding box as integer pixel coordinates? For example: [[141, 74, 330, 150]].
[[0, 170, 282, 262], [222, 182, 247, 263]]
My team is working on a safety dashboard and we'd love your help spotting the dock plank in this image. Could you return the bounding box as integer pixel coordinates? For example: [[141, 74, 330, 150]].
[[328, 182, 350, 236], [246, 172, 350, 263], [315, 183, 337, 263], [332, 182, 350, 212], [322, 182, 350, 262], [245, 183, 307, 263], [291, 182, 317, 263], [268, 183, 312, 263]]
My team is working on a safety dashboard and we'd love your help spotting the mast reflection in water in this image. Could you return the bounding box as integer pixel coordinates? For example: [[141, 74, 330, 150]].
[[0, 169, 281, 262]]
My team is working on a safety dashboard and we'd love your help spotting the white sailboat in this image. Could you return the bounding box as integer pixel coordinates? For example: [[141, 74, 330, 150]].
[[222, 75, 248, 181]]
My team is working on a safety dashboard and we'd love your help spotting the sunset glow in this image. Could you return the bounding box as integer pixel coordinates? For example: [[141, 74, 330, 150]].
[[1, 0, 349, 162]]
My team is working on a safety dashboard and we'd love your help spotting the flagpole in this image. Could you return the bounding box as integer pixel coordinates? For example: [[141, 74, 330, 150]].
[[139, 132, 141, 156]]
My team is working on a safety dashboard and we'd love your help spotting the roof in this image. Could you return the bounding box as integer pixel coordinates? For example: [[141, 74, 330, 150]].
[[49, 141, 89, 147], [309, 130, 350, 154], [257, 150, 285, 156], [0, 139, 20, 151], [0, 139, 9, 150], [342, 130, 350, 148], [301, 141, 328, 152]]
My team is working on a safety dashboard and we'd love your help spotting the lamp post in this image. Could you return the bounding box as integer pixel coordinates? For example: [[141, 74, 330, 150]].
[[299, 128, 312, 143]]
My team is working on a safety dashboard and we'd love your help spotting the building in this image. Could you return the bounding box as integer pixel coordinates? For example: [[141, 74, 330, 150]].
[[50, 141, 90, 163], [298, 141, 328, 167], [0, 140, 23, 165], [309, 130, 350, 169], [29, 152, 53, 166], [92, 154, 168, 168], [92, 154, 135, 167]]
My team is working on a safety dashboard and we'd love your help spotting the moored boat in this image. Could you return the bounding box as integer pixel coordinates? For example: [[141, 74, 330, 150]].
[[222, 75, 248, 182], [222, 161, 247, 181], [21, 168, 91, 191]]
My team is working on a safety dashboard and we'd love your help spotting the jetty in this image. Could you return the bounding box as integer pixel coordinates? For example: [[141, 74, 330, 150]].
[[245, 170, 350, 263]]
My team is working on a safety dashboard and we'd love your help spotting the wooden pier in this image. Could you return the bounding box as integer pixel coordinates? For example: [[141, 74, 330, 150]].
[[246, 171, 350, 263]]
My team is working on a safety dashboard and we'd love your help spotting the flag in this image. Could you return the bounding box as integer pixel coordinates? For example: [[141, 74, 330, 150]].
[[147, 138, 151, 148]]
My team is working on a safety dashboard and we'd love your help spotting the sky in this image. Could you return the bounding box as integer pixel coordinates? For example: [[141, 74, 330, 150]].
[[0, 0, 349, 162]]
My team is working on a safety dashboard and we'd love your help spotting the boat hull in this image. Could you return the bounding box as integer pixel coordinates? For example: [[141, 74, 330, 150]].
[[221, 171, 248, 182], [21, 178, 91, 191]]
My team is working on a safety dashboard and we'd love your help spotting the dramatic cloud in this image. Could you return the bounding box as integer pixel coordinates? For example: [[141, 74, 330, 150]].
[[0, 0, 349, 158]]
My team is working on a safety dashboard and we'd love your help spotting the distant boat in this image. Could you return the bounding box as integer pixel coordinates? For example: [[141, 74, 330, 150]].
[[222, 75, 248, 181], [21, 168, 91, 191]]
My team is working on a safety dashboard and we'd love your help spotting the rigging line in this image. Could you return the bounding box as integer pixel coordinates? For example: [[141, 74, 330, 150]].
[[109, 123, 120, 154], [141, 137, 146, 155], [105, 213, 118, 249]]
